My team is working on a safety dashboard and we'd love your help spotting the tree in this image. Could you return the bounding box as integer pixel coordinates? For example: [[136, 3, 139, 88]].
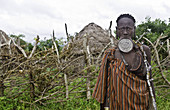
[[10, 34, 26, 46], [136, 16, 169, 42]]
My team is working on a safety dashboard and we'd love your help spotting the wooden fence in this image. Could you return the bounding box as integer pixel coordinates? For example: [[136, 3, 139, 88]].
[[0, 32, 169, 108]]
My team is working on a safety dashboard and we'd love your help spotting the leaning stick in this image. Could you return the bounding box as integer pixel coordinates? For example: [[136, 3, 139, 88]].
[[143, 37, 170, 86], [10, 38, 28, 58], [52, 30, 60, 63], [28, 35, 39, 59]]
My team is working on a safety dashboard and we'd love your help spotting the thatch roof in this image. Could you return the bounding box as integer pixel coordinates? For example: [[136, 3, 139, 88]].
[[0, 30, 10, 44], [63, 22, 110, 57], [61, 23, 111, 72]]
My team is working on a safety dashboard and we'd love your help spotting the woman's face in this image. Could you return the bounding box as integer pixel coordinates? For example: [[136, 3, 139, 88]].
[[116, 18, 135, 39]]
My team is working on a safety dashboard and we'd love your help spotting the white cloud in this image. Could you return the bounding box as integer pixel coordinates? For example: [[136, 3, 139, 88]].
[[0, 0, 169, 42]]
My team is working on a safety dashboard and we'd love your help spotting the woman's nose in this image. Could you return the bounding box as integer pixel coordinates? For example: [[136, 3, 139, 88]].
[[123, 29, 128, 35]]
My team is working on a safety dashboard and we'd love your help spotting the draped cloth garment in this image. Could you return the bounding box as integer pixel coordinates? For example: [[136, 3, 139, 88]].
[[92, 48, 149, 110]]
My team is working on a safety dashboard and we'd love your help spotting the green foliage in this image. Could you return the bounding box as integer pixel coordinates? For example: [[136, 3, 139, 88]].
[[33, 98, 100, 110], [9, 34, 65, 53], [25, 43, 34, 52], [136, 17, 169, 61], [37, 38, 64, 52], [136, 16, 169, 43], [10, 34, 25, 39], [0, 96, 30, 110], [10, 34, 34, 52], [38, 39, 53, 50], [156, 94, 170, 110], [10, 34, 26, 45], [136, 16, 167, 34], [34, 67, 60, 93], [1, 96, 168, 110]]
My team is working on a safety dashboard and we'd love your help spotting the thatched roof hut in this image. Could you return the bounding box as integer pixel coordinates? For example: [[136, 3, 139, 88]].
[[61, 22, 111, 72]]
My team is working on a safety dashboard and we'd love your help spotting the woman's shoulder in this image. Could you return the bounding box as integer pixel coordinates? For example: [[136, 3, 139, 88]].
[[104, 47, 117, 55]]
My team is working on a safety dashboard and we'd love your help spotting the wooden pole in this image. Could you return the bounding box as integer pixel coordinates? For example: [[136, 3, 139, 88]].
[[52, 31, 60, 63], [167, 39, 170, 57], [29, 70, 35, 100], [0, 35, 1, 55], [83, 35, 91, 100], [65, 23, 69, 42], [52, 30, 69, 99]]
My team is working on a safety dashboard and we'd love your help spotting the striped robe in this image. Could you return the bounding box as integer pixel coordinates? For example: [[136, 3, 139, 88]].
[[92, 48, 149, 110]]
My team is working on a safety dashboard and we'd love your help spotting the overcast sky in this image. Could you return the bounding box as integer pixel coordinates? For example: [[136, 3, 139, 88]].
[[0, 0, 169, 42]]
